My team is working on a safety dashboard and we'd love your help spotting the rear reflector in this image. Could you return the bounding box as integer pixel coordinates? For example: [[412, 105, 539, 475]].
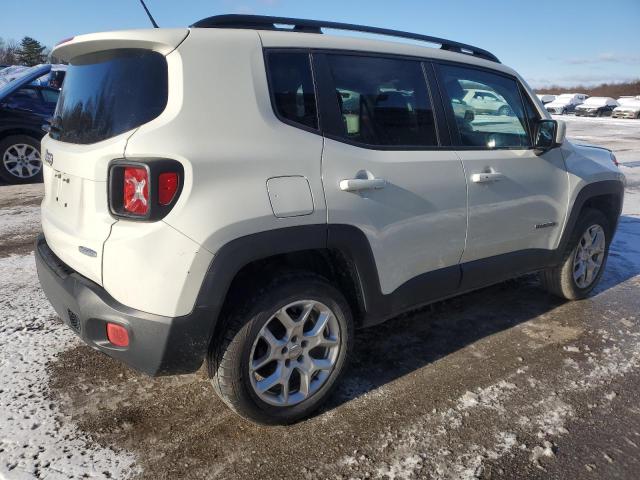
[[106, 323, 129, 347], [123, 167, 149, 215], [158, 172, 179, 205]]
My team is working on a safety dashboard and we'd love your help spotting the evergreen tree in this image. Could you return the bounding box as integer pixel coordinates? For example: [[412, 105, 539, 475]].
[[17, 37, 46, 66]]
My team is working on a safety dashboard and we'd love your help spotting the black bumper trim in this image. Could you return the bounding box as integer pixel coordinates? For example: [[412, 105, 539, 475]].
[[35, 234, 210, 376]]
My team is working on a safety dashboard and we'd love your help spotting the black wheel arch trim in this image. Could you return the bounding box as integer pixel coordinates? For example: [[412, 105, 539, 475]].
[[554, 180, 624, 262]]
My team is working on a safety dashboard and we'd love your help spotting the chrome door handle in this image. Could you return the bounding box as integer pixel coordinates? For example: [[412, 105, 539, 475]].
[[339, 178, 386, 192], [471, 172, 504, 183]]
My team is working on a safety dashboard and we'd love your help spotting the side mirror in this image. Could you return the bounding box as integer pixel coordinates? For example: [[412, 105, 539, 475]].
[[534, 119, 564, 152]]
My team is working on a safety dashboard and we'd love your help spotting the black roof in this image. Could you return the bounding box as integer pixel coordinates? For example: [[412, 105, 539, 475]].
[[190, 14, 500, 63]]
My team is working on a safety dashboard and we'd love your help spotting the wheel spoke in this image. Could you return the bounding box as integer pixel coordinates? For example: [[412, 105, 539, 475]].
[[276, 308, 298, 331], [312, 358, 333, 371], [306, 311, 330, 338], [251, 351, 276, 372], [280, 368, 292, 403], [261, 327, 284, 349], [298, 368, 310, 397], [256, 368, 282, 393]]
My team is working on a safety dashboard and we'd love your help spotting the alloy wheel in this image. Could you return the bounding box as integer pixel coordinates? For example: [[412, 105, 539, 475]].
[[572, 224, 606, 288], [2, 143, 42, 179], [249, 300, 341, 407]]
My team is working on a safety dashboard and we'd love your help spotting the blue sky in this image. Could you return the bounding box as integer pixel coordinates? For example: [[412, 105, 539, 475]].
[[1, 0, 639, 88]]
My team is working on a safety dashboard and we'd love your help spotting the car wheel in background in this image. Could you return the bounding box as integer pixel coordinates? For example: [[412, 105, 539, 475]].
[[498, 105, 512, 116], [0, 135, 44, 184]]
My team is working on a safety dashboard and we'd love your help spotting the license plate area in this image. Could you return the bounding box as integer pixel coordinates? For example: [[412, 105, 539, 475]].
[[52, 170, 75, 210]]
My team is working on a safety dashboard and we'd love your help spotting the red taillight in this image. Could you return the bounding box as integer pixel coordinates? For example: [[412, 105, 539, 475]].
[[123, 167, 149, 215], [158, 172, 179, 205], [106, 323, 129, 347]]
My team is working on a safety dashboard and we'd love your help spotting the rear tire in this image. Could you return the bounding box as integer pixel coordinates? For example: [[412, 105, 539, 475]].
[[208, 273, 353, 425], [498, 105, 512, 116], [0, 135, 43, 184], [540, 209, 611, 300]]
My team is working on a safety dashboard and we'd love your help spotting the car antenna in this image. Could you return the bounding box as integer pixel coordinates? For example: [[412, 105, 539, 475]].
[[138, 0, 159, 28]]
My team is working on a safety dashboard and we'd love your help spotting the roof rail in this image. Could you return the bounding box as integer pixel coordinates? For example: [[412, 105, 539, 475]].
[[190, 14, 500, 63]]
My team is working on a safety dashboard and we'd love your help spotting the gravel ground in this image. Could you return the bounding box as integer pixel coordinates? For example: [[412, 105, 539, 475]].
[[0, 116, 639, 479]]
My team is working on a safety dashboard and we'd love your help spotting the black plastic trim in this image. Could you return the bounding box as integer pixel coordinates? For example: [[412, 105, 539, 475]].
[[554, 180, 624, 262]]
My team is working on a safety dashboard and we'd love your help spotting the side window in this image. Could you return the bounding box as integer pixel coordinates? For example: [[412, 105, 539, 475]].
[[266, 51, 318, 130], [438, 64, 530, 148], [326, 55, 438, 147], [41, 88, 60, 105], [7, 87, 42, 109]]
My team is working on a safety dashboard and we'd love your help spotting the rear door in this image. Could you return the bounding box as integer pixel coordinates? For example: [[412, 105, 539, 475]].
[[318, 53, 467, 297], [435, 62, 568, 286]]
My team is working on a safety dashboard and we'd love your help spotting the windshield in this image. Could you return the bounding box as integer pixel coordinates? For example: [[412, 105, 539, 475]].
[[51, 49, 168, 144]]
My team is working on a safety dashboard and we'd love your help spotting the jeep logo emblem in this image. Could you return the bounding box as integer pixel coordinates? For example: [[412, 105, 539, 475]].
[[44, 150, 53, 166]]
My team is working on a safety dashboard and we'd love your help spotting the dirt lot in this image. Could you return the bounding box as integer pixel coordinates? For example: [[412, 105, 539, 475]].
[[1, 116, 640, 479]]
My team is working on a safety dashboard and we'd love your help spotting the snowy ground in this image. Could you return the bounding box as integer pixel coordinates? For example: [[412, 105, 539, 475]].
[[0, 115, 639, 480]]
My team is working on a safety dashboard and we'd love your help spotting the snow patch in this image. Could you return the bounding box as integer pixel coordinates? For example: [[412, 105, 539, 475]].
[[0, 254, 138, 479]]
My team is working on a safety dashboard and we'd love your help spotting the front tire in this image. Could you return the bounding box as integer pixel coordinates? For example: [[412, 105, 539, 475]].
[[540, 209, 611, 300], [208, 274, 353, 424], [0, 135, 44, 184]]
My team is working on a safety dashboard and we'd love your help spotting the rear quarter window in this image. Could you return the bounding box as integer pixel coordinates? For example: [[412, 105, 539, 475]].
[[266, 51, 318, 131], [52, 49, 168, 144]]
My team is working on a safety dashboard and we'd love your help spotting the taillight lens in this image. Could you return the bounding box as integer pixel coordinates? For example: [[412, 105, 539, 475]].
[[109, 159, 183, 220], [610, 152, 619, 167], [123, 167, 149, 215], [158, 172, 179, 205]]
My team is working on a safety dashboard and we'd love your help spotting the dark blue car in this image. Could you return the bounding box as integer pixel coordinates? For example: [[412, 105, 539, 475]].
[[0, 65, 60, 183]]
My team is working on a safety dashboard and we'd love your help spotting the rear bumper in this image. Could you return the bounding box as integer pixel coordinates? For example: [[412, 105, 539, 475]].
[[35, 234, 211, 376]]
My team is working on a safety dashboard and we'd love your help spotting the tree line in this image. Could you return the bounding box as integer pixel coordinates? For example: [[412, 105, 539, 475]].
[[535, 80, 640, 99], [0, 36, 60, 66]]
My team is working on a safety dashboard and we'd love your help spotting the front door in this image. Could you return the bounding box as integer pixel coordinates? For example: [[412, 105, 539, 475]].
[[436, 63, 569, 279]]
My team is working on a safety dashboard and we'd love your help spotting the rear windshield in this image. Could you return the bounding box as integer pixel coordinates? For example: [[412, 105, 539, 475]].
[[51, 49, 167, 144]]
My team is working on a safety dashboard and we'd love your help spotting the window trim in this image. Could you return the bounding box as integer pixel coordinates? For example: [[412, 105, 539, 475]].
[[263, 48, 321, 135], [433, 59, 535, 151]]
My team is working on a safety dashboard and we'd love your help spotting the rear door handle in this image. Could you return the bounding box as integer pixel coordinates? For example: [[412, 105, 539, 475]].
[[471, 172, 504, 183], [339, 178, 386, 192]]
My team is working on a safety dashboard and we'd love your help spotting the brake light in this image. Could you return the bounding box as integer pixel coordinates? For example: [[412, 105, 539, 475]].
[[158, 172, 179, 205], [610, 152, 619, 167], [109, 160, 183, 220], [123, 167, 149, 215], [106, 323, 129, 347]]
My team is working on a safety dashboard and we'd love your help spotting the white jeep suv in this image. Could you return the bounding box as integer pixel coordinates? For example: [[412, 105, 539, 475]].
[[36, 15, 625, 425]]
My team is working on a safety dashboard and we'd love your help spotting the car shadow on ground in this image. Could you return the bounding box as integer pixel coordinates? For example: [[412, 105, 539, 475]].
[[323, 214, 640, 410]]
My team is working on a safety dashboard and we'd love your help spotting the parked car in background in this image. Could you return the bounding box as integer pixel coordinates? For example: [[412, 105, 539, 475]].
[[536, 94, 556, 105], [575, 97, 619, 117], [0, 64, 59, 183], [545, 93, 588, 115], [612, 100, 640, 119], [462, 88, 512, 115]]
